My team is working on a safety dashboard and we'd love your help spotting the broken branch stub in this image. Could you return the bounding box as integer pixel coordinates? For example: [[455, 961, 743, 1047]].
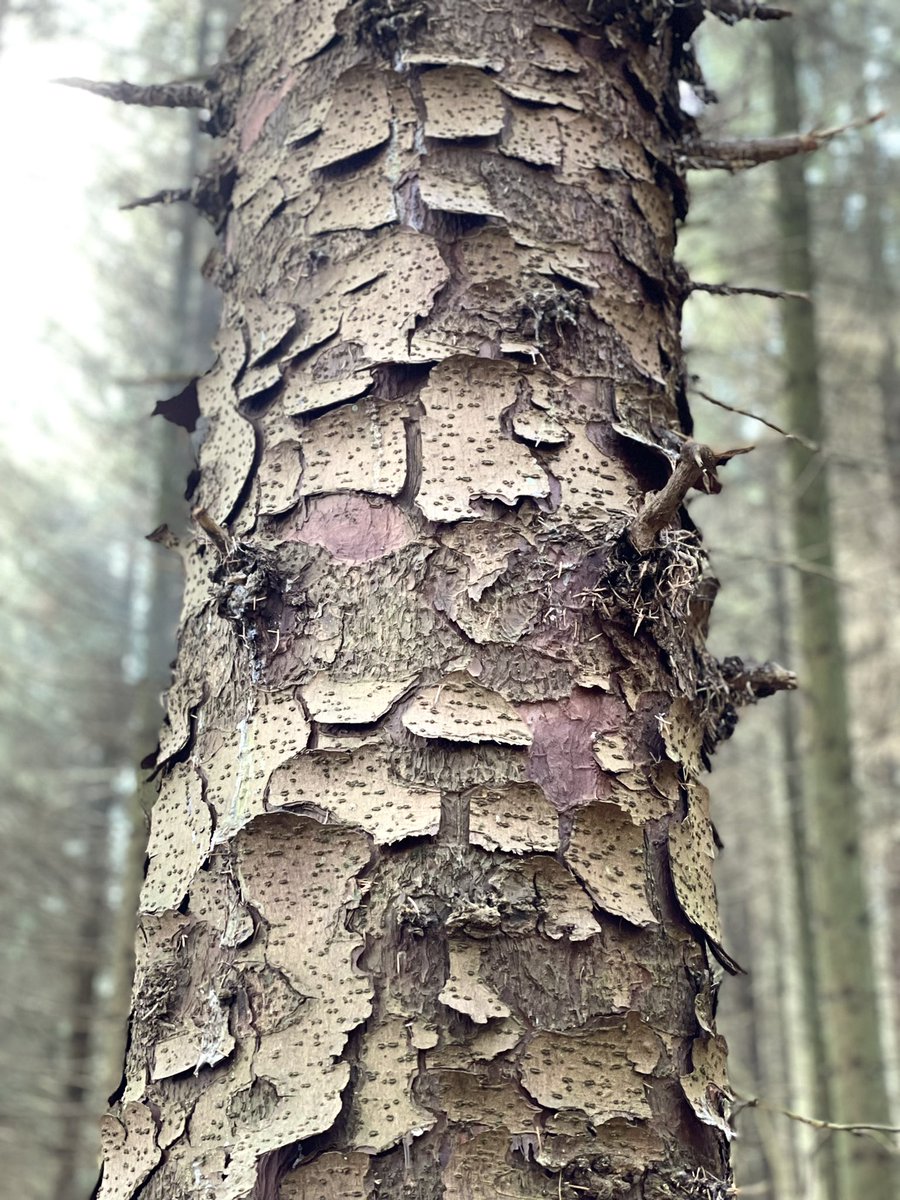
[[629, 441, 751, 553], [55, 76, 210, 109]]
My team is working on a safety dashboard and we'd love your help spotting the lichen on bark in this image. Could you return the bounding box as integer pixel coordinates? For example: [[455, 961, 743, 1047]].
[[102, 2, 766, 1198]]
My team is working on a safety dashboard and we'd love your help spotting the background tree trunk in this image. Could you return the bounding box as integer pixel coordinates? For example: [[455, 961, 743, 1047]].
[[766, 17, 897, 1200], [100, 3, 763, 1198]]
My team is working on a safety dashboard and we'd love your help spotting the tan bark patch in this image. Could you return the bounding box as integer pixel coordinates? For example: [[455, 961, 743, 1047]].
[[416, 358, 549, 521], [288, 0, 347, 65], [97, 1102, 161, 1200], [592, 732, 633, 774], [236, 359, 282, 402], [243, 297, 296, 365], [258, 440, 302, 515], [668, 780, 723, 944], [511, 405, 570, 446], [224, 816, 373, 1186], [268, 744, 441, 844], [547, 425, 635, 530], [402, 672, 532, 746], [439, 521, 530, 601], [187, 857, 254, 948], [532, 28, 584, 74], [282, 372, 371, 418], [202, 693, 311, 842], [241, 176, 286, 236], [532, 857, 602, 941], [311, 67, 391, 169], [589, 288, 663, 381], [298, 399, 407, 498], [501, 104, 563, 168], [306, 159, 398, 235], [605, 769, 678, 825], [238, 814, 373, 1006], [426, 1070, 540, 1130], [140, 762, 212, 914], [302, 674, 415, 724], [660, 696, 704, 776], [196, 361, 256, 527], [518, 1025, 651, 1124], [347, 1016, 436, 1152], [468, 782, 558, 854], [442, 1129, 557, 1200], [292, 229, 448, 367], [151, 994, 235, 1081], [537, 1112, 665, 1174], [418, 170, 505, 220], [439, 942, 511, 1022], [496, 74, 583, 110], [157, 616, 236, 765], [565, 802, 656, 927], [225, 1029, 352, 1198], [422, 67, 506, 139], [279, 1152, 371, 1200], [427, 1017, 524, 1068], [681, 1034, 734, 1139]]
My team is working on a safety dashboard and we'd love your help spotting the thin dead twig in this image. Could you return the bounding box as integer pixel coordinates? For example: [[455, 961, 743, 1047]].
[[706, 0, 791, 22], [736, 1094, 900, 1152], [120, 187, 193, 212], [692, 387, 819, 451], [689, 280, 809, 302]]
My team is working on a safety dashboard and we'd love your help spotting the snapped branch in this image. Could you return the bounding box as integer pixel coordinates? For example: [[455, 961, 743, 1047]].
[[680, 110, 885, 171], [629, 441, 752, 554], [721, 657, 797, 701], [192, 507, 234, 557], [55, 77, 209, 109]]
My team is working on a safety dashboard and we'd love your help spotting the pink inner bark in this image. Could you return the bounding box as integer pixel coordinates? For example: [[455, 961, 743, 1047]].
[[283, 494, 415, 562]]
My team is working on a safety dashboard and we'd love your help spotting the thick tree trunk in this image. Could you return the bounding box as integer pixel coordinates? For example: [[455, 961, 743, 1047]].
[[766, 19, 897, 1200], [101, 3, 755, 1198]]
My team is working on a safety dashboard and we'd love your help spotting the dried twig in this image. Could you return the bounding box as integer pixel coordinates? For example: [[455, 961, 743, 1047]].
[[736, 1094, 900, 1152], [692, 386, 819, 450], [681, 110, 885, 171], [55, 77, 209, 109], [706, 0, 791, 22], [689, 280, 809, 302], [120, 187, 193, 212], [115, 373, 196, 388]]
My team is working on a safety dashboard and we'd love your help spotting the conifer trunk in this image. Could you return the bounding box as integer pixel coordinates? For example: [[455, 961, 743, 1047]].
[[101, 4, 754, 1197]]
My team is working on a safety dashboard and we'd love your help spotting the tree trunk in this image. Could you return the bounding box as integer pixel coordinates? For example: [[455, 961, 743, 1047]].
[[766, 18, 897, 1200], [101, 3, 754, 1198]]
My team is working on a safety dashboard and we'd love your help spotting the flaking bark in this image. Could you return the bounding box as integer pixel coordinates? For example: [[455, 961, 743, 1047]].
[[100, 3, 767, 1198]]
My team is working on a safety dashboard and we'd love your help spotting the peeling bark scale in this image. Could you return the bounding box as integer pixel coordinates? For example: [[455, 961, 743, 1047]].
[[105, 3, 758, 1198]]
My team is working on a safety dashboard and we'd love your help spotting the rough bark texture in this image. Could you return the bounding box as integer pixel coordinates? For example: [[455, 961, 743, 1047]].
[[103, 3, 752, 1198], [766, 20, 897, 1200]]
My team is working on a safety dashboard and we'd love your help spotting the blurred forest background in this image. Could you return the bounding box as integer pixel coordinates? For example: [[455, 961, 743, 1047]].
[[0, 2, 896, 1198]]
